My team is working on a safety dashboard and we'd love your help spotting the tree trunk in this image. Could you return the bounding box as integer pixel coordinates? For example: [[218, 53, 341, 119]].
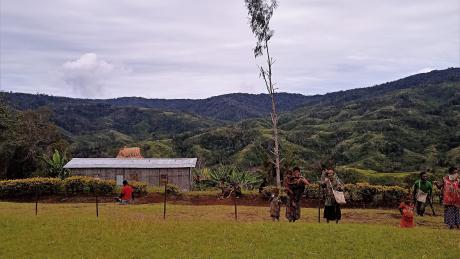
[[265, 41, 281, 188]]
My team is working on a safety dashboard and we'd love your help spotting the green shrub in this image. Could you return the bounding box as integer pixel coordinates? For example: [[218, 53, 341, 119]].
[[165, 184, 181, 195], [0, 177, 62, 198], [130, 181, 148, 195], [0, 177, 148, 198], [260, 186, 277, 200], [63, 176, 116, 195]]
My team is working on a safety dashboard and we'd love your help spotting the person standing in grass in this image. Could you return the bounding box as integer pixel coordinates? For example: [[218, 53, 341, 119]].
[[434, 167, 460, 229], [412, 171, 433, 216], [399, 197, 415, 228], [269, 188, 282, 221], [285, 167, 310, 222], [284, 169, 295, 221], [321, 169, 344, 224], [116, 180, 134, 204]]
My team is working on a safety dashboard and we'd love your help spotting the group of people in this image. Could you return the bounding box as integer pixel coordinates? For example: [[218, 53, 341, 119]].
[[269, 167, 344, 223], [269, 166, 460, 229], [117, 166, 460, 229], [400, 167, 460, 229]]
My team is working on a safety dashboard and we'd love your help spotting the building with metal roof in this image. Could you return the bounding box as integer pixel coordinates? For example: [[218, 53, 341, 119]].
[[64, 158, 197, 191]]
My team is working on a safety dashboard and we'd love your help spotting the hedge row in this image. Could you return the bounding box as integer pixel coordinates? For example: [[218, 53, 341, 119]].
[[262, 183, 413, 206], [0, 176, 147, 198]]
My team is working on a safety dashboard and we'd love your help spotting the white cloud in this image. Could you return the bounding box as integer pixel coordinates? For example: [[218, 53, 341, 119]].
[[62, 53, 116, 97], [0, 0, 459, 98]]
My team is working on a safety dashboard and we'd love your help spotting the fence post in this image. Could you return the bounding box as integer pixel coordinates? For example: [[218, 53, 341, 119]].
[[318, 184, 321, 223], [35, 185, 39, 216], [161, 174, 168, 220], [233, 192, 238, 221], [96, 192, 99, 218]]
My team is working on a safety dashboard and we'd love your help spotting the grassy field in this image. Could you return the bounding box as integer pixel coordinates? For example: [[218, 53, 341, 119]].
[[1, 202, 459, 259]]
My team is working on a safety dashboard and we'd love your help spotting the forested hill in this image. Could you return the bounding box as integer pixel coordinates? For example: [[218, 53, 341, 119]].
[[3, 92, 310, 122], [1, 67, 459, 176], [4, 67, 459, 122]]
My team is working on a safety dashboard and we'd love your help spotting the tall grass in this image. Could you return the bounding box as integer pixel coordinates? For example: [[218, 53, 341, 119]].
[[0, 203, 458, 258]]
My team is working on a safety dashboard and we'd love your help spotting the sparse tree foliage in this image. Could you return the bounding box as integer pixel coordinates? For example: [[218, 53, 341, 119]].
[[244, 0, 281, 188]]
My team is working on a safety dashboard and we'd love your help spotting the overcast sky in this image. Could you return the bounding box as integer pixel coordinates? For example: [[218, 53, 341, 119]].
[[1, 0, 459, 99]]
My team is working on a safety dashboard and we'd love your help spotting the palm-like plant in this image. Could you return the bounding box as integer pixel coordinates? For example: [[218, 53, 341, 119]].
[[208, 166, 262, 190], [41, 149, 70, 179]]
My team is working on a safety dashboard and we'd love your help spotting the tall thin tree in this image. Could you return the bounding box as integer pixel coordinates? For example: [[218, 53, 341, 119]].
[[244, 0, 281, 188]]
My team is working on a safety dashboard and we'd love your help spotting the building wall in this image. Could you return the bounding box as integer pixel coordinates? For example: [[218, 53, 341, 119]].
[[71, 168, 192, 191]]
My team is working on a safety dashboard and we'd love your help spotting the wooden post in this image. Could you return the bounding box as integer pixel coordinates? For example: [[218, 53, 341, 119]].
[[233, 190, 238, 221], [318, 184, 321, 223], [35, 186, 39, 216], [161, 174, 168, 220], [96, 193, 99, 218]]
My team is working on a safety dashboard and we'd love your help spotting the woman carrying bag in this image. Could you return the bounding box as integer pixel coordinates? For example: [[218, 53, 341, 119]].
[[321, 168, 346, 224]]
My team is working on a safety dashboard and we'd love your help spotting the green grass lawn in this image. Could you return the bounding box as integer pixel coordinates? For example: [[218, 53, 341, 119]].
[[1, 202, 459, 259]]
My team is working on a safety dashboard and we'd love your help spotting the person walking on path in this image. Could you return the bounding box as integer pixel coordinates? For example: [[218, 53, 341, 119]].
[[413, 171, 433, 216], [321, 169, 344, 224], [434, 167, 460, 229]]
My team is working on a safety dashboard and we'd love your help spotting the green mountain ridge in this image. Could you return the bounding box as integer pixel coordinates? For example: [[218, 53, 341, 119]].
[[1, 68, 459, 176]]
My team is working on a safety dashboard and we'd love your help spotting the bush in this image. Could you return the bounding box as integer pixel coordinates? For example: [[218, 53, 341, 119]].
[[130, 181, 148, 195], [260, 186, 277, 200], [0, 176, 149, 198], [194, 166, 262, 190], [165, 184, 181, 195], [302, 182, 409, 206], [0, 177, 62, 198], [63, 176, 116, 195]]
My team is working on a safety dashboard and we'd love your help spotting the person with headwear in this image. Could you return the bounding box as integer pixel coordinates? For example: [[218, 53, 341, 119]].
[[321, 168, 344, 223], [434, 167, 460, 229]]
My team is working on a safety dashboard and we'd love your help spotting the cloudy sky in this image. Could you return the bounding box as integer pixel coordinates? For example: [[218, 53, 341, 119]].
[[1, 0, 459, 99]]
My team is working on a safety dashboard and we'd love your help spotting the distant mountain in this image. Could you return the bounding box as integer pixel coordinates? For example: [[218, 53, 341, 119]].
[[3, 92, 311, 122], [4, 68, 459, 122], [2, 67, 459, 172]]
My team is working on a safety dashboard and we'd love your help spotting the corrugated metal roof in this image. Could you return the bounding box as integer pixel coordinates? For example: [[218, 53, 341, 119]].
[[64, 158, 197, 169]]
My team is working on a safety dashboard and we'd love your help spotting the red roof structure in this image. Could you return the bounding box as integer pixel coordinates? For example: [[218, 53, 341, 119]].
[[116, 147, 143, 158]]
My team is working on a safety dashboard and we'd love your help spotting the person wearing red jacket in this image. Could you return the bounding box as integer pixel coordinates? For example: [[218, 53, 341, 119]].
[[116, 180, 134, 204]]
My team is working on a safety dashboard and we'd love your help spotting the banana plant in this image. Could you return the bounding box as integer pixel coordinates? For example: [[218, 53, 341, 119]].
[[207, 166, 262, 190], [41, 149, 71, 179]]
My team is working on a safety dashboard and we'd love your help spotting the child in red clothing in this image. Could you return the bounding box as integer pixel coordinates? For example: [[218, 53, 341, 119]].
[[399, 198, 415, 228]]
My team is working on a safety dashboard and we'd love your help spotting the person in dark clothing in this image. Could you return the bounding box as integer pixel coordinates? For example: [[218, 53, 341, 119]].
[[321, 169, 344, 223], [285, 167, 309, 222]]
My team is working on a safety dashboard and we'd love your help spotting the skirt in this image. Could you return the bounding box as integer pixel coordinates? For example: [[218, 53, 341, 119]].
[[286, 197, 301, 221], [444, 206, 460, 226], [324, 205, 341, 221]]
